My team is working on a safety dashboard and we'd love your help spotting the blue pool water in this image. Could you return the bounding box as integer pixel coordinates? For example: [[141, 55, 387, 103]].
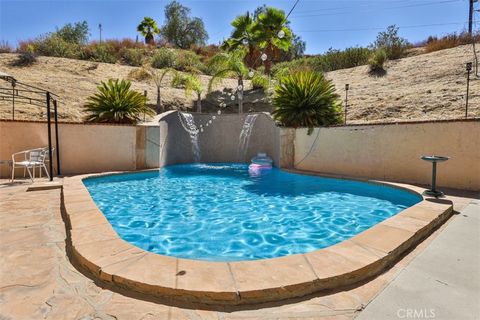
[[83, 164, 421, 261]]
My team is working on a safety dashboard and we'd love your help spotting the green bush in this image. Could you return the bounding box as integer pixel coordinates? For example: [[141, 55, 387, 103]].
[[272, 71, 342, 132], [122, 48, 144, 66], [176, 50, 203, 72], [151, 48, 177, 69], [83, 79, 154, 123], [368, 49, 387, 74], [271, 58, 312, 76], [271, 46, 371, 76], [31, 35, 80, 58], [80, 43, 118, 64], [54, 21, 89, 45], [251, 72, 270, 91], [373, 25, 408, 60], [312, 47, 371, 72]]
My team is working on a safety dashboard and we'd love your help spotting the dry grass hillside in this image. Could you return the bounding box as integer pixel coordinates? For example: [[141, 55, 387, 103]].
[[0, 44, 478, 123]]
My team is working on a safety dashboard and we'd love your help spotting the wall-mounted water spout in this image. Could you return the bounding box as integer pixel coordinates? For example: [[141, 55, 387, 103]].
[[238, 114, 258, 162], [178, 112, 201, 162]]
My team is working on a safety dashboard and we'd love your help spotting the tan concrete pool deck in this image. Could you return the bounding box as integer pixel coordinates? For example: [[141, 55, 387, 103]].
[[0, 176, 476, 319]]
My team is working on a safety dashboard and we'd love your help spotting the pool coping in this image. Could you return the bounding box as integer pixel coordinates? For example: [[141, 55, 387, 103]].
[[62, 170, 453, 306]]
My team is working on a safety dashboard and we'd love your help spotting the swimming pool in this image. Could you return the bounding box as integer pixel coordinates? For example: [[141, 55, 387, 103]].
[[83, 164, 421, 261]]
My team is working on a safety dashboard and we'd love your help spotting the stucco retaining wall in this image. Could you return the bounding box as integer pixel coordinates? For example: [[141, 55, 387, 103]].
[[159, 111, 280, 167], [0, 120, 143, 177], [2, 117, 478, 191], [293, 120, 480, 191]]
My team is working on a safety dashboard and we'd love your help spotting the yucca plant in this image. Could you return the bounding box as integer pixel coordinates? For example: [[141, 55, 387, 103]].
[[84, 79, 153, 124], [272, 71, 342, 133]]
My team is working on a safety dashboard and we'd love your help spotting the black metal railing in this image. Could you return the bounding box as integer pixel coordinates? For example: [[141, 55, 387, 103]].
[[0, 74, 61, 181]]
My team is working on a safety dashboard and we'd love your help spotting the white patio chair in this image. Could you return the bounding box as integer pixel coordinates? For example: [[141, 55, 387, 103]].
[[11, 147, 53, 182], [34, 147, 55, 178]]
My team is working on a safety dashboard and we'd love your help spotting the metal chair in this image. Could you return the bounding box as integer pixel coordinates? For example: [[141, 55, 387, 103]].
[[11, 147, 53, 182]]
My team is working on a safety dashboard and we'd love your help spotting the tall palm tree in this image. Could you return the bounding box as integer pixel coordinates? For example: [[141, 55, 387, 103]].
[[221, 13, 257, 68], [207, 50, 248, 113], [251, 8, 292, 75], [137, 17, 160, 45]]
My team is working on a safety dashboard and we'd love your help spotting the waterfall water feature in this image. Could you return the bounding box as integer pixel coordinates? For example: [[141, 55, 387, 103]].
[[238, 114, 259, 162], [178, 112, 201, 162]]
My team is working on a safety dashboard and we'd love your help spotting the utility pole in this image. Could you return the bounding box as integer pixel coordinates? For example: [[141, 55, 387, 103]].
[[469, 0, 477, 35], [99, 23, 103, 43]]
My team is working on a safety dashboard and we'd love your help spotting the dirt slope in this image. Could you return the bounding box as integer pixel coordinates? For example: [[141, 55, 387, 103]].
[[326, 44, 479, 123], [0, 44, 478, 123]]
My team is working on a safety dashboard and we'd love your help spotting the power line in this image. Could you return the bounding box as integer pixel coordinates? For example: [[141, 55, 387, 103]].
[[297, 22, 467, 33], [291, 0, 462, 18], [293, 0, 434, 14], [286, 0, 301, 19], [293, 0, 409, 14]]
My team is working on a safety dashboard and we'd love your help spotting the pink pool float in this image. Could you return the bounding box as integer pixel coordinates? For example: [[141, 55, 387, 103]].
[[248, 153, 273, 175]]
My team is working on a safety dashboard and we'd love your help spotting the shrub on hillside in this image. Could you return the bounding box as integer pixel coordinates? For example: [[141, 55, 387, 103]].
[[272, 71, 342, 133], [80, 43, 118, 64], [11, 51, 38, 67], [151, 48, 177, 69], [312, 47, 371, 72], [18, 21, 89, 59], [128, 67, 152, 81], [270, 46, 371, 76], [191, 44, 221, 59], [271, 58, 313, 76], [83, 79, 154, 123], [105, 38, 146, 52], [368, 49, 387, 75], [29, 35, 80, 58], [55, 21, 89, 45], [373, 25, 408, 60], [424, 32, 480, 53], [176, 50, 204, 73], [0, 41, 12, 53], [122, 48, 144, 66]]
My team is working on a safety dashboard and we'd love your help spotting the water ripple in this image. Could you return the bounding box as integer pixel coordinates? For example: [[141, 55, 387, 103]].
[[83, 163, 421, 261]]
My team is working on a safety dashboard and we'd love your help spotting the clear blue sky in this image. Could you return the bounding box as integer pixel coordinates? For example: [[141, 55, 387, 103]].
[[0, 0, 474, 54]]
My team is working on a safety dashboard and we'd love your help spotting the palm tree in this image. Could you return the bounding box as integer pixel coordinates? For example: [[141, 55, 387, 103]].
[[149, 67, 175, 113], [221, 13, 257, 68], [251, 8, 292, 75], [172, 72, 204, 112], [137, 17, 160, 45], [207, 50, 248, 113]]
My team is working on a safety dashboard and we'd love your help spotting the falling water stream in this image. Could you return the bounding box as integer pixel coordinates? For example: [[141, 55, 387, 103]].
[[178, 112, 201, 162], [238, 114, 258, 162]]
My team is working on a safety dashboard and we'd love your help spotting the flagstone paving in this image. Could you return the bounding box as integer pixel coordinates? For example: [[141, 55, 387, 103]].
[[0, 180, 475, 319]]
